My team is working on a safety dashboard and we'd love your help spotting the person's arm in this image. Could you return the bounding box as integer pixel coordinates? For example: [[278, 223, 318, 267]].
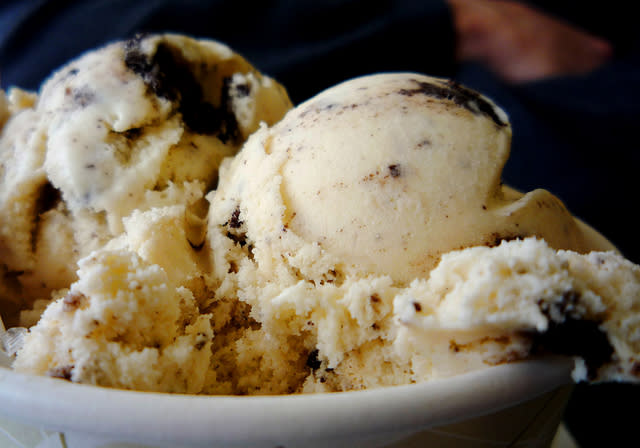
[[447, 0, 612, 83]]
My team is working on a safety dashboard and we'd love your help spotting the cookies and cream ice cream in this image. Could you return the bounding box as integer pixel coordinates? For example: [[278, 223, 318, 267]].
[[212, 74, 589, 285], [205, 73, 639, 392], [0, 34, 292, 327], [2, 49, 639, 395]]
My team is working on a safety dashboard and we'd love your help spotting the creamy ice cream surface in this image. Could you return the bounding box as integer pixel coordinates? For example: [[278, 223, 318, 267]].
[[205, 73, 639, 392], [0, 34, 292, 326], [3, 65, 640, 394], [209, 74, 590, 285], [13, 249, 214, 393]]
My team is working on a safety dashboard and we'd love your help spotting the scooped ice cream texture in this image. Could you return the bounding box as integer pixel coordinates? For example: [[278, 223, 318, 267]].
[[3, 65, 640, 394], [0, 34, 292, 328], [206, 73, 639, 392]]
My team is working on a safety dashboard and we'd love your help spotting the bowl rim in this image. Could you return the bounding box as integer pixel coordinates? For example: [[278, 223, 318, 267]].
[[1, 214, 604, 445], [0, 357, 573, 446]]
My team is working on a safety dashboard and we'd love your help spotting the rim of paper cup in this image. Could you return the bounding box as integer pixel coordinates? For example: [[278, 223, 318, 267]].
[[0, 357, 573, 446]]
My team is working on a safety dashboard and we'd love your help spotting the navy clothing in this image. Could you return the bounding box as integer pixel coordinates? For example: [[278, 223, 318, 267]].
[[0, 0, 456, 104], [1, 2, 639, 447], [458, 55, 640, 264]]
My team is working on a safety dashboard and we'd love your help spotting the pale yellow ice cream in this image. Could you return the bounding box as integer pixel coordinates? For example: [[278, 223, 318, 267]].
[[204, 73, 639, 392], [395, 237, 640, 383], [0, 34, 292, 326], [208, 73, 590, 286], [13, 249, 213, 393], [5, 70, 640, 394]]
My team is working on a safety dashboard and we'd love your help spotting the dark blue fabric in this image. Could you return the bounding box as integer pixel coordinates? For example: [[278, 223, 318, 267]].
[[0, 0, 456, 103], [457, 47, 640, 265]]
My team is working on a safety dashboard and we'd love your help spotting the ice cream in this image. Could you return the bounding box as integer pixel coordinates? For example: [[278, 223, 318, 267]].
[[205, 73, 639, 392], [212, 74, 591, 283], [0, 34, 292, 328], [3, 64, 640, 394]]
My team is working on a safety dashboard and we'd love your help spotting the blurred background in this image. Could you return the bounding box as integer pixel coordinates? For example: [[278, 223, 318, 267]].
[[2, 1, 639, 446]]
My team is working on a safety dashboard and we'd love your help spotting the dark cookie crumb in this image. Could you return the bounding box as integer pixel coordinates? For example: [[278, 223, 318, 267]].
[[194, 333, 209, 351], [35, 182, 61, 217], [216, 76, 241, 143], [188, 240, 206, 251], [388, 164, 401, 178], [62, 291, 87, 312], [122, 127, 143, 140], [47, 365, 74, 381], [225, 231, 247, 247], [412, 302, 422, 312], [31, 182, 62, 253], [123, 35, 240, 141], [533, 294, 613, 380], [398, 79, 507, 127], [72, 87, 95, 108], [538, 291, 581, 318], [223, 207, 248, 247], [234, 83, 251, 97], [228, 207, 243, 229], [306, 349, 322, 371]]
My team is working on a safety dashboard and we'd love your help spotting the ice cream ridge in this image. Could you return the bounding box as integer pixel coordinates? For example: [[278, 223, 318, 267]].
[[2, 36, 640, 394]]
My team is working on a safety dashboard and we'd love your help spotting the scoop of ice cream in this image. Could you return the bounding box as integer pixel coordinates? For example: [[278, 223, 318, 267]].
[[209, 73, 590, 286], [0, 34, 292, 323], [13, 249, 214, 393], [8, 71, 640, 396], [205, 73, 638, 393], [395, 237, 640, 383], [40, 34, 290, 226]]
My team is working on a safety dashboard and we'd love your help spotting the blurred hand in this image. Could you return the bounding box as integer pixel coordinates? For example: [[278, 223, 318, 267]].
[[447, 0, 613, 82]]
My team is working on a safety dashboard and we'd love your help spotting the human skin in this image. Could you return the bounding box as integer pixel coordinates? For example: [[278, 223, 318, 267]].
[[447, 0, 613, 82]]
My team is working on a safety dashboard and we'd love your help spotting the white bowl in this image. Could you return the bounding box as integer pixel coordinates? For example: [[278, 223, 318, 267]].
[[1, 218, 610, 447], [0, 357, 574, 448]]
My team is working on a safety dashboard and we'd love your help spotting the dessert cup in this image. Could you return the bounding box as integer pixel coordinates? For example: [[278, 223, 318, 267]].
[[0, 357, 574, 448]]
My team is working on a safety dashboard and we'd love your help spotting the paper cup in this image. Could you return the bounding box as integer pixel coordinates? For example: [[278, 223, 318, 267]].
[[0, 357, 574, 448]]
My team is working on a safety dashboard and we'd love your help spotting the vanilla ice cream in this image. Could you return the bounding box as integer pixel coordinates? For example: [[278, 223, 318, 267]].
[[209, 74, 590, 285], [4, 68, 640, 395], [0, 34, 291, 327], [205, 73, 639, 393]]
